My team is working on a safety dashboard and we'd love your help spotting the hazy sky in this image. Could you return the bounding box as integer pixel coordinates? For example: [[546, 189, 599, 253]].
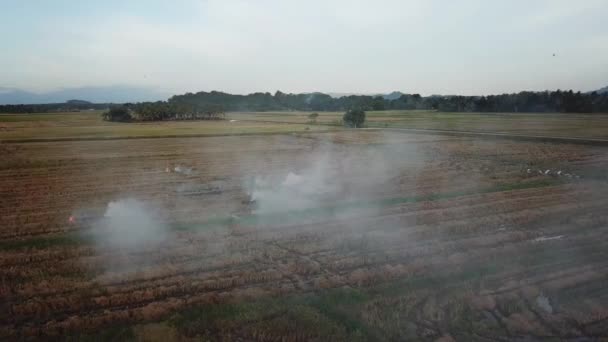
[[1, 0, 607, 95]]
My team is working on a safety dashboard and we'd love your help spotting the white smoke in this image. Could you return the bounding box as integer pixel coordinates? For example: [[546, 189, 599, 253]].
[[246, 134, 418, 217], [248, 150, 338, 214], [92, 198, 167, 249]]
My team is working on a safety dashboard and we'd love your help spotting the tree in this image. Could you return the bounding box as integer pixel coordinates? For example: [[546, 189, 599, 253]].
[[308, 112, 319, 123], [371, 96, 385, 110], [102, 106, 132, 122], [343, 108, 366, 128]]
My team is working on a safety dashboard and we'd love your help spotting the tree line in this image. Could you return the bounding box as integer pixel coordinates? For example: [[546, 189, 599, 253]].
[[124, 101, 225, 121], [2, 89, 608, 116], [157, 89, 608, 114], [108, 89, 608, 121]]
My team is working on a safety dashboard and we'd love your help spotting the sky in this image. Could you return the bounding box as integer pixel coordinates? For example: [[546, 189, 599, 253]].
[[1, 0, 607, 96]]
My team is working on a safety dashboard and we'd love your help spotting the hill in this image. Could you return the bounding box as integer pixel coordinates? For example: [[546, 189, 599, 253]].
[[0, 86, 169, 105], [595, 86, 608, 94]]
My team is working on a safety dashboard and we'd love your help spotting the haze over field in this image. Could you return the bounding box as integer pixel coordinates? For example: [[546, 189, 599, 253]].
[[3, 2, 608, 339], [1, 0, 608, 101]]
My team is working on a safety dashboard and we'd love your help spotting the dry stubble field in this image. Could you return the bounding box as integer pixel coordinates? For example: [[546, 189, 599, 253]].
[[1, 113, 608, 341]]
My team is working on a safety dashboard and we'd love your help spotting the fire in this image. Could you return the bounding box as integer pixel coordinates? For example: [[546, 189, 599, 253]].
[[68, 215, 75, 224]]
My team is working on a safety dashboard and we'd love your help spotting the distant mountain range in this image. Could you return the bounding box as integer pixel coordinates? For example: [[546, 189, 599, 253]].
[[326, 91, 406, 100], [595, 86, 608, 94], [0, 86, 170, 105]]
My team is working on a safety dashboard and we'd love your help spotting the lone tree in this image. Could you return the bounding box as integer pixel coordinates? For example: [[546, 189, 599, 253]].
[[102, 106, 132, 122], [308, 112, 319, 124], [343, 108, 365, 128]]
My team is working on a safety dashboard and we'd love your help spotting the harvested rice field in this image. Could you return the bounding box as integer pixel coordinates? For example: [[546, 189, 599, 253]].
[[1, 123, 608, 340]]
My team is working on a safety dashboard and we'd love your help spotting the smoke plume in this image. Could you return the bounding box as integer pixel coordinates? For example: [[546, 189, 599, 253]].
[[91, 198, 168, 249]]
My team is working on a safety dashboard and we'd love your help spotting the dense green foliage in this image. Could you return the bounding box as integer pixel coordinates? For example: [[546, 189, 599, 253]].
[[102, 106, 132, 122], [433, 90, 607, 113], [2, 89, 608, 116], [124, 101, 224, 121], [343, 109, 366, 128], [152, 89, 608, 114]]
